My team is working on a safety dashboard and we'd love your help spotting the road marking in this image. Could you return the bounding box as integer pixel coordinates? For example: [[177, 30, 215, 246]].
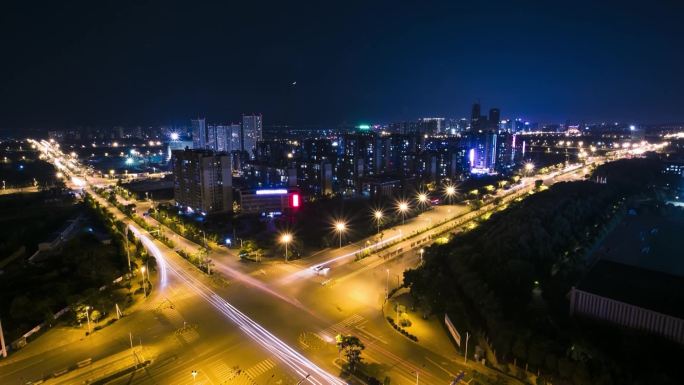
[[244, 358, 275, 379], [425, 356, 455, 377], [319, 314, 365, 340], [354, 325, 389, 345]]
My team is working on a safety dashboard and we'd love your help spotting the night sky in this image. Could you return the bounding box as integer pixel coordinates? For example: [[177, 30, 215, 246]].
[[2, 1, 683, 129]]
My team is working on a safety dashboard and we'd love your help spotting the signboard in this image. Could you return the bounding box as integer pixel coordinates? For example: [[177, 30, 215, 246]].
[[444, 314, 461, 347]]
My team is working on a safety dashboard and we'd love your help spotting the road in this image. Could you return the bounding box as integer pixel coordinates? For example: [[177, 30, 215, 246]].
[[11, 138, 638, 385]]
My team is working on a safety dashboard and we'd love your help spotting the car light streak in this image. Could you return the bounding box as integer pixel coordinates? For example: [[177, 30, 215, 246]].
[[128, 226, 345, 385], [280, 232, 403, 285]]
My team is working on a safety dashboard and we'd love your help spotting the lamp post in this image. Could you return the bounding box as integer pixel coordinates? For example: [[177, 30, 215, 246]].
[[385, 268, 390, 299], [524, 162, 535, 177], [280, 233, 292, 262], [397, 201, 409, 225], [85, 306, 92, 334], [335, 222, 346, 248], [445, 185, 456, 204], [191, 370, 198, 382], [140, 266, 147, 297], [373, 210, 383, 235], [417, 192, 428, 209]]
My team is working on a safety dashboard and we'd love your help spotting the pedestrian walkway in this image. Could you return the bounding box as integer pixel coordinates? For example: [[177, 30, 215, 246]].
[[318, 314, 366, 341], [243, 358, 276, 380]]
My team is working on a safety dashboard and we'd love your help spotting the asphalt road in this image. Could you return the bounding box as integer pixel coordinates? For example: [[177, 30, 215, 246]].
[[11, 138, 632, 385]]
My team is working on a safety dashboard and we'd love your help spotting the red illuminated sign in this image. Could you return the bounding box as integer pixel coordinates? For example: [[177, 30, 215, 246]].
[[291, 193, 300, 208]]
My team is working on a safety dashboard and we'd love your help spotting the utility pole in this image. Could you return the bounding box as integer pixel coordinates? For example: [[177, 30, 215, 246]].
[[385, 269, 390, 299], [464, 332, 470, 364], [0, 317, 7, 358], [85, 307, 92, 335], [125, 227, 131, 272]]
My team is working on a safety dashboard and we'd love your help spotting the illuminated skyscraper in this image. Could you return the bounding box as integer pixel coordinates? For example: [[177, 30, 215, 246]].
[[242, 114, 263, 159], [191, 118, 207, 149]]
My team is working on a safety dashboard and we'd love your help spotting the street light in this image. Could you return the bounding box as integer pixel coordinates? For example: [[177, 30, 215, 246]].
[[396, 201, 409, 224], [140, 266, 147, 297], [419, 248, 425, 262], [335, 221, 346, 248], [280, 233, 292, 262], [373, 210, 383, 234], [417, 192, 428, 204], [84, 306, 92, 334], [191, 370, 198, 382], [386, 268, 390, 299], [444, 184, 456, 204], [524, 162, 535, 177]]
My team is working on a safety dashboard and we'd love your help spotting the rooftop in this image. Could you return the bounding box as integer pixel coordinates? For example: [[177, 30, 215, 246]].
[[577, 260, 684, 319]]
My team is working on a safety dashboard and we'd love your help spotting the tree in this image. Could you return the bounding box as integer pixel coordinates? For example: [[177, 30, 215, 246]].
[[336, 334, 365, 372], [90, 309, 102, 322]]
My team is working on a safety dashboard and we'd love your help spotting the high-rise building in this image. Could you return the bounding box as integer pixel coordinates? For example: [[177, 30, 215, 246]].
[[207, 124, 234, 152], [229, 123, 241, 152], [172, 149, 233, 214], [191, 118, 207, 149], [471, 103, 482, 130], [488, 108, 500, 130], [242, 114, 263, 158], [419, 118, 445, 134]]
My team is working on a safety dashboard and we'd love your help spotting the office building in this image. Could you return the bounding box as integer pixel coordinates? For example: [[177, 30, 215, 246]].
[[236, 188, 300, 215], [172, 149, 232, 214]]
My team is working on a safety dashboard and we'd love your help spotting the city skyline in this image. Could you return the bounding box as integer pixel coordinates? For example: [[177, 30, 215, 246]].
[[1, 3, 683, 385], [2, 1, 684, 129]]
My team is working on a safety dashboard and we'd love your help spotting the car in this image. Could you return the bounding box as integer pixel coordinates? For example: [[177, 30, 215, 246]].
[[312, 265, 331, 275]]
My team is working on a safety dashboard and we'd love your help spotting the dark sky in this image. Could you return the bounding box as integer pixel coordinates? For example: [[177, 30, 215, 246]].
[[2, 0, 683, 129]]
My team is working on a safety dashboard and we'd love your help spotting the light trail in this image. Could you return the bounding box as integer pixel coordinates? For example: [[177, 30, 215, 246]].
[[128, 225, 346, 385], [279, 232, 403, 285]]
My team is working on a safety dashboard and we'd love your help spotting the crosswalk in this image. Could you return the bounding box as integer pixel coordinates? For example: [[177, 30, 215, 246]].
[[206, 358, 276, 384], [244, 358, 276, 380], [318, 314, 366, 341]]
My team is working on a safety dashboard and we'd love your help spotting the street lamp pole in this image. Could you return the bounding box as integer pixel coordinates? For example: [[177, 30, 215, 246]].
[[85, 306, 92, 334], [140, 266, 147, 297], [335, 222, 345, 248], [125, 227, 131, 273], [280, 233, 292, 262], [385, 269, 390, 299], [374, 210, 383, 235]]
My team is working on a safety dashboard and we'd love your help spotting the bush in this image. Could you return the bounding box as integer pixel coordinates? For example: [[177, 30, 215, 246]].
[[386, 316, 418, 341]]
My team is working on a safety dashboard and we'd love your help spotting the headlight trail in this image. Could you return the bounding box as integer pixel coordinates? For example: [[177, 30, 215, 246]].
[[128, 225, 168, 288], [128, 226, 346, 385], [279, 232, 403, 285]]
